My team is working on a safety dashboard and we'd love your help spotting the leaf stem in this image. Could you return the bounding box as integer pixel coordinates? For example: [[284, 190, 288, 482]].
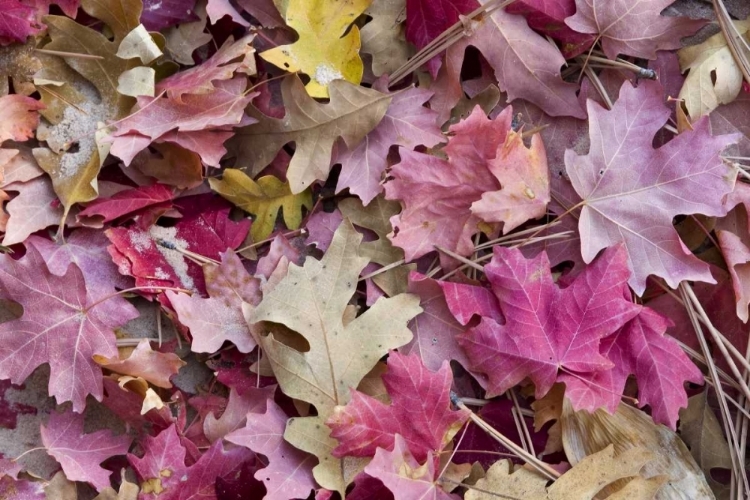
[[85, 286, 192, 312]]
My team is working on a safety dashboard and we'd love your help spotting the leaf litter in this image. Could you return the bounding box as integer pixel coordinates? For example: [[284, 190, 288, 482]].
[[0, 0, 748, 498]]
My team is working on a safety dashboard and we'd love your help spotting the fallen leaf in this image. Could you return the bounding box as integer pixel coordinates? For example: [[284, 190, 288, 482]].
[[565, 80, 738, 294], [0, 94, 44, 142], [506, 0, 595, 58], [94, 339, 185, 388], [259, 0, 369, 97], [41, 409, 132, 491], [209, 170, 313, 242], [204, 385, 274, 442], [78, 184, 175, 224], [246, 220, 421, 493], [327, 351, 468, 460], [230, 74, 392, 193], [361, 0, 409, 76], [565, 0, 705, 60]]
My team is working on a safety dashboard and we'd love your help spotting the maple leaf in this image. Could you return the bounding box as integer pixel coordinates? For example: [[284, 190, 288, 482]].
[[209, 170, 313, 242], [361, 0, 410, 77], [260, 0, 369, 97], [204, 385, 274, 442], [432, 7, 585, 120], [168, 250, 260, 353], [0, 0, 40, 43], [333, 84, 444, 205], [363, 434, 458, 500], [246, 220, 421, 493], [386, 106, 549, 261], [467, 444, 663, 499], [33, 0, 140, 214], [457, 245, 639, 408], [226, 399, 317, 500], [141, 0, 198, 31], [78, 184, 175, 224], [41, 409, 132, 491], [327, 351, 468, 461], [130, 423, 252, 500], [230, 74, 392, 194], [110, 77, 257, 166], [505, 0, 595, 58], [93, 339, 186, 388], [106, 195, 250, 297], [0, 95, 43, 142], [156, 34, 255, 100], [404, 0, 478, 77], [0, 245, 138, 411], [565, 80, 739, 294], [565, 0, 705, 60], [1, 176, 71, 246], [678, 21, 750, 119]]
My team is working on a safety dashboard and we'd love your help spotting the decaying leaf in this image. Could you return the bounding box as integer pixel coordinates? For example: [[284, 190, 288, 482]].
[[245, 220, 421, 493], [361, 0, 409, 76]]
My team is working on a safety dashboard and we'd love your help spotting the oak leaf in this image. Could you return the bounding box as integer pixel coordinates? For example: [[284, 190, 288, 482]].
[[361, 0, 409, 76], [209, 170, 313, 242], [565, 80, 739, 294], [246, 220, 421, 493], [42, 409, 132, 491], [327, 351, 468, 461], [0, 244, 138, 411], [565, 0, 705, 60], [34, 0, 140, 214], [467, 444, 662, 500], [678, 21, 750, 119], [259, 0, 369, 97], [230, 74, 392, 194]]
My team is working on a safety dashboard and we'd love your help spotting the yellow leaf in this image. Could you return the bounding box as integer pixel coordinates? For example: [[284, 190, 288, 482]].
[[260, 0, 371, 97], [245, 220, 421, 493], [209, 170, 313, 242]]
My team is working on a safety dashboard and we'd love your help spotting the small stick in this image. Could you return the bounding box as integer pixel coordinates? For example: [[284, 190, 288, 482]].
[[35, 48, 104, 60]]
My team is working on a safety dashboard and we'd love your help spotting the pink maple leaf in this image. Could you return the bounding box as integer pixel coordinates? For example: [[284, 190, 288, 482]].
[[168, 250, 260, 353], [457, 245, 640, 408], [564, 305, 702, 429], [565, 80, 739, 294], [386, 106, 549, 262], [565, 0, 706, 60], [0, 95, 44, 142], [405, 0, 479, 77], [334, 85, 444, 205], [0, 245, 138, 411], [364, 434, 458, 500], [327, 351, 469, 461], [204, 385, 274, 442], [0, 0, 39, 44], [41, 409, 132, 491], [226, 399, 316, 500]]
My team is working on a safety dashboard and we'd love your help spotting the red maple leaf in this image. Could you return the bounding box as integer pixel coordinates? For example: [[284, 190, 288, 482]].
[[327, 351, 469, 461], [456, 245, 640, 409]]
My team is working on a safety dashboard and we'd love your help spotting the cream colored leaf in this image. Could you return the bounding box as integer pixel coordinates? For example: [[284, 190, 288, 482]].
[[247, 220, 421, 493], [164, 0, 212, 65], [339, 195, 410, 297], [230, 74, 391, 193], [678, 20, 750, 119], [360, 0, 409, 76], [468, 445, 660, 500], [560, 399, 714, 499], [117, 24, 163, 64], [117, 66, 155, 96]]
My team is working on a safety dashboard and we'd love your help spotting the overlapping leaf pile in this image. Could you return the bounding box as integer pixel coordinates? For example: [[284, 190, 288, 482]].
[[0, 0, 749, 497]]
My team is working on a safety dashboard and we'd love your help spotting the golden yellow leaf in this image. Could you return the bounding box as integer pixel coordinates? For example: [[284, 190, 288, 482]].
[[230, 74, 391, 193], [209, 170, 313, 242], [245, 220, 421, 493], [260, 0, 371, 97]]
